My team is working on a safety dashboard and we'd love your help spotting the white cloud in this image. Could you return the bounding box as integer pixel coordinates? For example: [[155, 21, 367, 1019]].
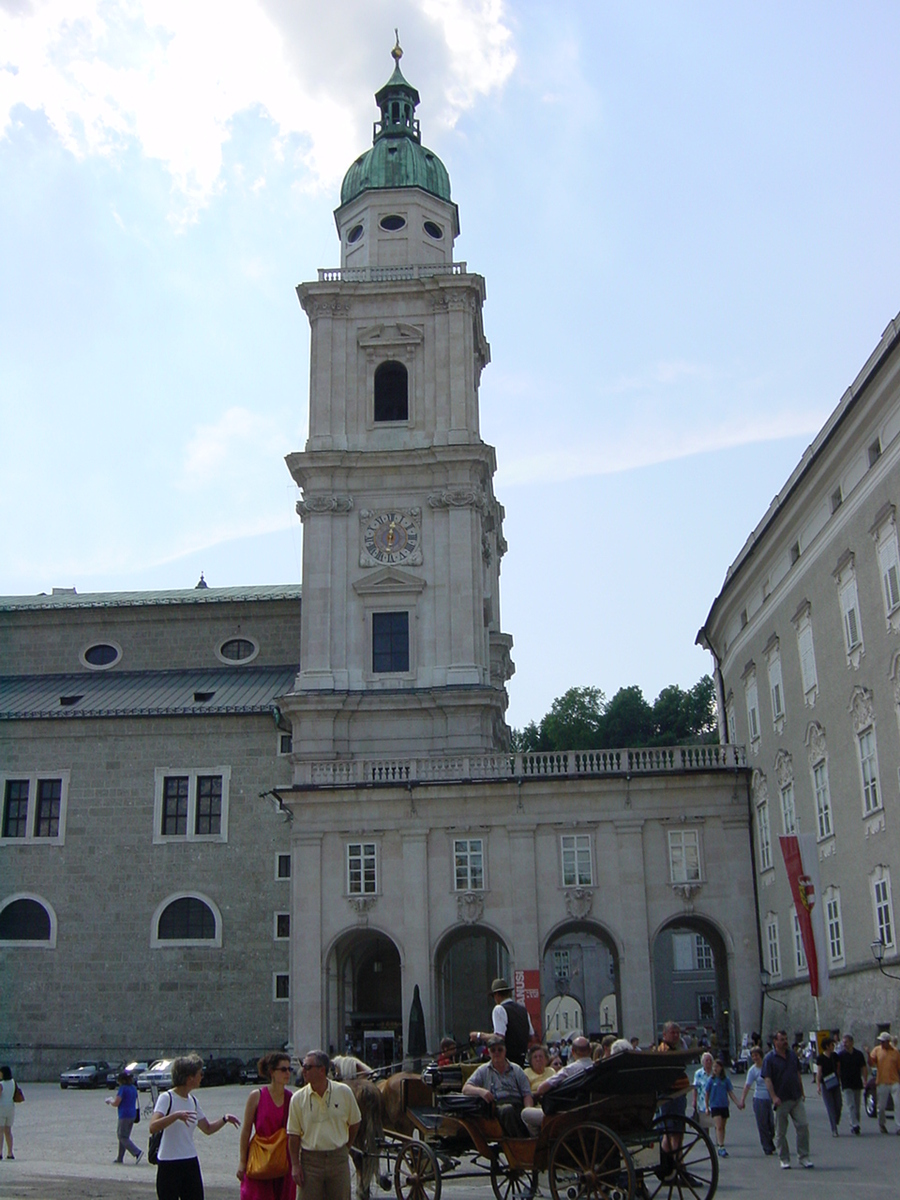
[[0, 0, 516, 219], [179, 405, 288, 484]]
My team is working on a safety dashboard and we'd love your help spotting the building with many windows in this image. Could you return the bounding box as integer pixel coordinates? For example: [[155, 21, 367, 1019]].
[[699, 311, 900, 1041], [2, 47, 760, 1075]]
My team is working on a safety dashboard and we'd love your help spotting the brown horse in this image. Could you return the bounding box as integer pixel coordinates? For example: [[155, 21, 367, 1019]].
[[347, 1076, 385, 1200]]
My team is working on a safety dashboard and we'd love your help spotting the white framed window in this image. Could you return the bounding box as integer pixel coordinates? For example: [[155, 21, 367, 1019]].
[[813, 761, 833, 840], [745, 676, 760, 744], [151, 892, 222, 948], [561, 833, 593, 887], [276, 852, 291, 880], [697, 993, 716, 1022], [792, 909, 808, 975], [1, 772, 70, 845], [780, 783, 797, 835], [757, 799, 772, 871], [274, 912, 290, 940], [152, 767, 230, 844], [672, 933, 694, 972], [766, 915, 781, 979], [695, 934, 713, 970], [871, 868, 895, 951], [793, 603, 818, 704], [277, 733, 293, 756], [0, 892, 58, 948], [553, 948, 571, 980], [824, 888, 844, 966], [347, 841, 378, 894], [726, 696, 737, 746], [766, 641, 785, 730], [859, 728, 881, 816], [454, 838, 485, 891], [668, 829, 701, 883], [872, 505, 900, 628], [273, 973, 290, 1001], [840, 579, 863, 653]]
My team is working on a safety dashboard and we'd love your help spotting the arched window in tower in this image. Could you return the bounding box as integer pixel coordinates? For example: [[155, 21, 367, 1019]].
[[374, 361, 408, 422]]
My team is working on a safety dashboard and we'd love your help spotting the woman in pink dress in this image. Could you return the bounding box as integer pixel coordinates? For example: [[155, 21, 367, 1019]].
[[237, 1052, 296, 1200]]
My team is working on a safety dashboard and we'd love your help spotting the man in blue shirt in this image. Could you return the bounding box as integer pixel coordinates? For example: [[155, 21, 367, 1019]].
[[762, 1030, 812, 1169]]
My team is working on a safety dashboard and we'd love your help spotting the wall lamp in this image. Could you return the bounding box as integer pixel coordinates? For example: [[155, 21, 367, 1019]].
[[759, 968, 787, 1010], [870, 939, 900, 982]]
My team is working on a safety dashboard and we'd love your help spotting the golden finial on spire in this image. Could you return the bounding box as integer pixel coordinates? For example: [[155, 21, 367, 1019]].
[[392, 29, 403, 63]]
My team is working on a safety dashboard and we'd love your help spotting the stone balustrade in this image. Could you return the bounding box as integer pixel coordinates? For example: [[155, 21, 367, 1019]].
[[317, 262, 467, 283], [296, 743, 746, 788]]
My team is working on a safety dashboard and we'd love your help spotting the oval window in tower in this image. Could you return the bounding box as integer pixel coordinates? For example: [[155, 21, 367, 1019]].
[[379, 214, 406, 232], [424, 221, 443, 240], [347, 224, 364, 244]]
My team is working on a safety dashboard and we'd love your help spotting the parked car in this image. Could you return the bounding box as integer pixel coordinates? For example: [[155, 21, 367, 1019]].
[[137, 1059, 174, 1092], [107, 1060, 149, 1088], [240, 1056, 263, 1085], [865, 1071, 897, 1119], [201, 1056, 244, 1087], [59, 1060, 111, 1089]]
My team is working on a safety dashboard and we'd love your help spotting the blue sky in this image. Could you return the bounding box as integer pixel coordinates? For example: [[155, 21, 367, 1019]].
[[2, 1, 900, 729]]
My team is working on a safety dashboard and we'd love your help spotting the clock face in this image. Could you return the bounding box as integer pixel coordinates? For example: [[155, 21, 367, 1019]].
[[363, 511, 420, 565]]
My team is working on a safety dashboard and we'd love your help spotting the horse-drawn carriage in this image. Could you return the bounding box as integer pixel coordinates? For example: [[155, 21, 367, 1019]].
[[369, 1051, 717, 1200]]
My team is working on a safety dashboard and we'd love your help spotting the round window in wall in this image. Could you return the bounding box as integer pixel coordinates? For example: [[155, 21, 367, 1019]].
[[347, 224, 364, 244], [217, 636, 259, 664], [379, 214, 406, 232], [81, 642, 122, 669], [424, 221, 443, 240]]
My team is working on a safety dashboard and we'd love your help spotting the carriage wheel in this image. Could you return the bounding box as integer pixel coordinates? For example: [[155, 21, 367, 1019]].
[[642, 1115, 718, 1200], [548, 1121, 635, 1200], [490, 1153, 537, 1200], [393, 1140, 442, 1200]]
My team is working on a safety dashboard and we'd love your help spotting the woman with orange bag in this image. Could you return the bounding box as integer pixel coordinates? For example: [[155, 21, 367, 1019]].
[[237, 1052, 296, 1200]]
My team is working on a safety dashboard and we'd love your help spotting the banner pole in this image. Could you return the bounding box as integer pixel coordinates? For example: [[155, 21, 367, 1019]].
[[813, 996, 820, 1031]]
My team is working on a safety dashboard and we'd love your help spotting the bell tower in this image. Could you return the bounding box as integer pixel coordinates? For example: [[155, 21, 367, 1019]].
[[281, 41, 514, 763]]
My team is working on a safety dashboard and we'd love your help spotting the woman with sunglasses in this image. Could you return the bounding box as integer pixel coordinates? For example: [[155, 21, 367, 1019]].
[[238, 1053, 296, 1200]]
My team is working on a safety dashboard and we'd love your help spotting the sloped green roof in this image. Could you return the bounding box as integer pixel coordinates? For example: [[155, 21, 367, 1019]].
[[341, 138, 451, 206]]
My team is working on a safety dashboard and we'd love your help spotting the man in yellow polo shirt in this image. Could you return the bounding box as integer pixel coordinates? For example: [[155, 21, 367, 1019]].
[[287, 1050, 361, 1200]]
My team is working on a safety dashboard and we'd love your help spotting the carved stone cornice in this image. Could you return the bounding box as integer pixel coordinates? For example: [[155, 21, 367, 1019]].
[[849, 686, 876, 734], [296, 495, 354, 520], [806, 722, 827, 767], [457, 891, 484, 924], [751, 769, 769, 804], [348, 895, 377, 923], [432, 292, 475, 312], [563, 888, 594, 919], [672, 882, 702, 909], [303, 297, 352, 319], [428, 488, 486, 511]]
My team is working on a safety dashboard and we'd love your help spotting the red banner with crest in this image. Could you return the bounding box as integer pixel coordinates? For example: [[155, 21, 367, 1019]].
[[779, 833, 829, 998]]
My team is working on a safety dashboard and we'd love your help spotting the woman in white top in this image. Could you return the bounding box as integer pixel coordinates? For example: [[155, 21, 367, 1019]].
[[0, 1065, 16, 1159], [149, 1053, 239, 1200]]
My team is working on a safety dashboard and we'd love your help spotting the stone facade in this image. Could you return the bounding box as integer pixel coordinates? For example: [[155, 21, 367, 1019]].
[[700, 311, 900, 1043], [0, 588, 301, 1078]]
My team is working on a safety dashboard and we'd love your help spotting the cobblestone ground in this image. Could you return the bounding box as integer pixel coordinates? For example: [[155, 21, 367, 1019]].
[[0, 1082, 897, 1200]]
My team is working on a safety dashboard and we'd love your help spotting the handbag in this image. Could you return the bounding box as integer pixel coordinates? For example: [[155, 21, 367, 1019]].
[[246, 1128, 289, 1181], [824, 1073, 840, 1090], [148, 1091, 172, 1164], [13, 1085, 24, 1104]]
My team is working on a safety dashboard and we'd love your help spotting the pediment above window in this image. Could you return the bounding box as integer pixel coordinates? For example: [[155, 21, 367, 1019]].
[[353, 566, 427, 597], [358, 322, 423, 351]]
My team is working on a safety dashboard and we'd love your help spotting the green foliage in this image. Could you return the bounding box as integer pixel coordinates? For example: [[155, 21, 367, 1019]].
[[511, 676, 719, 752]]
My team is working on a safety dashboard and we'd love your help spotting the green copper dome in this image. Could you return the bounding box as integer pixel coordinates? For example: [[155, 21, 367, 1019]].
[[340, 41, 452, 207]]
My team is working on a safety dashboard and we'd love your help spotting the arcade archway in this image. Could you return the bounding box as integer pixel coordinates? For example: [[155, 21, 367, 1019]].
[[435, 926, 509, 1045], [325, 930, 402, 1065], [542, 922, 621, 1039], [652, 917, 731, 1051]]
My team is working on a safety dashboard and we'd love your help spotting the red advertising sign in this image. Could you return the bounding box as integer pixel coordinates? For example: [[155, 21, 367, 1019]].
[[515, 968, 542, 1038]]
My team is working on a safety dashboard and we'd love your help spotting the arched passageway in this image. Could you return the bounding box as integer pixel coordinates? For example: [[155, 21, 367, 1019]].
[[652, 918, 731, 1052], [325, 930, 402, 1066], [435, 926, 509, 1045], [542, 922, 621, 1038]]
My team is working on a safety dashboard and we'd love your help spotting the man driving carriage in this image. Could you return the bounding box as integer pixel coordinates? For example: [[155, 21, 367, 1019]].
[[470, 977, 534, 1067], [462, 1036, 536, 1137]]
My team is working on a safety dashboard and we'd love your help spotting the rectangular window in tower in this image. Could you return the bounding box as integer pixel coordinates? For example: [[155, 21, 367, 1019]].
[[813, 761, 833, 840], [766, 917, 781, 979], [347, 842, 378, 894], [561, 834, 593, 886], [668, 830, 701, 883], [454, 838, 485, 891], [780, 783, 797, 835], [372, 611, 409, 673], [859, 729, 881, 815]]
